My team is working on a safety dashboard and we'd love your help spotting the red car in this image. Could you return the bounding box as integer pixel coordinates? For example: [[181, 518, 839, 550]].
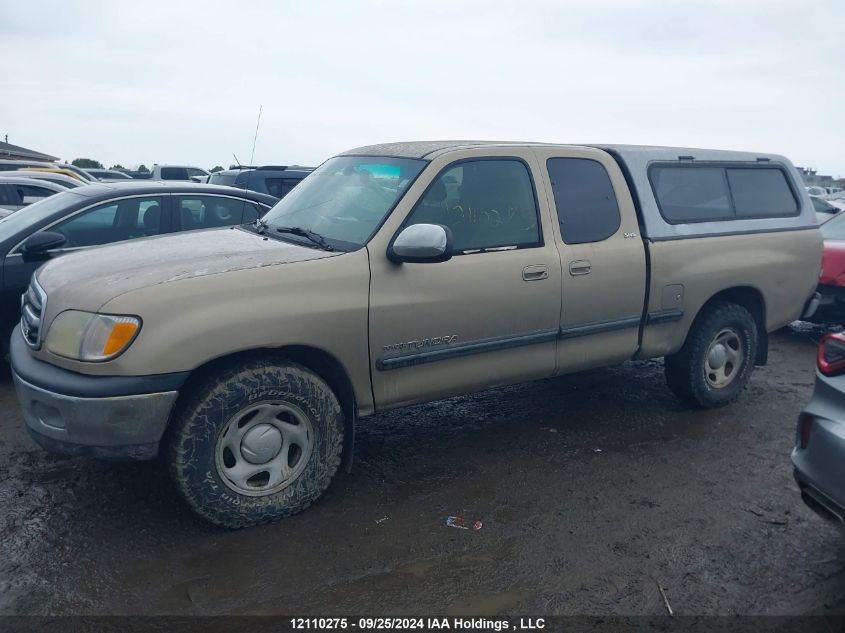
[[814, 214, 845, 322]]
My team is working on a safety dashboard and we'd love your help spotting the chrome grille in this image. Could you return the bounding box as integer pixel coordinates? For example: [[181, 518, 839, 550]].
[[20, 276, 46, 349]]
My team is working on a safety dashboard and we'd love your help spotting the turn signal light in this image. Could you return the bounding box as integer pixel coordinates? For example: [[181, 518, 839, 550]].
[[818, 333, 845, 376]]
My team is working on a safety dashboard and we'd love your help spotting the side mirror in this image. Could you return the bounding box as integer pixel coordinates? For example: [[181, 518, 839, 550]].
[[21, 231, 67, 261], [388, 224, 453, 264]]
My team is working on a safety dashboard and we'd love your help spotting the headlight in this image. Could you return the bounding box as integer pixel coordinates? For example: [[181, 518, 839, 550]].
[[45, 310, 141, 362]]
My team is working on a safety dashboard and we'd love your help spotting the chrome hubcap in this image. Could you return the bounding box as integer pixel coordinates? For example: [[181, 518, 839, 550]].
[[215, 402, 314, 496], [705, 328, 743, 389]]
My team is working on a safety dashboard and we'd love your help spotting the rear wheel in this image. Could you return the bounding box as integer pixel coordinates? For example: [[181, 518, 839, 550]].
[[168, 359, 344, 528], [665, 302, 757, 408]]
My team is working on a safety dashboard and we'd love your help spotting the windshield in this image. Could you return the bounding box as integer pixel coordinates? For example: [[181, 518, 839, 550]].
[[0, 190, 81, 240], [261, 156, 426, 249], [209, 172, 239, 186]]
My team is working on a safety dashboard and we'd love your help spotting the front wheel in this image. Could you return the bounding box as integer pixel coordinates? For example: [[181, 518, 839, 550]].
[[665, 302, 758, 408], [168, 359, 344, 528]]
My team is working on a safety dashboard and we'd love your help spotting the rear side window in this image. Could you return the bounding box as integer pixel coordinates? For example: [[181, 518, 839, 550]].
[[547, 158, 621, 244], [160, 167, 189, 180], [177, 195, 252, 230], [650, 165, 799, 223], [209, 173, 238, 186], [15, 184, 55, 204], [650, 167, 732, 222], [726, 168, 798, 217], [265, 177, 302, 199], [0, 184, 21, 206]]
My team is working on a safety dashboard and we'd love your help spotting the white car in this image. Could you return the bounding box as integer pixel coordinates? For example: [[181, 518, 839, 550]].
[[151, 164, 210, 182]]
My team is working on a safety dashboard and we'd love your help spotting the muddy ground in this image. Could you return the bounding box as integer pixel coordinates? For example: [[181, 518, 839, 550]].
[[2, 325, 845, 616]]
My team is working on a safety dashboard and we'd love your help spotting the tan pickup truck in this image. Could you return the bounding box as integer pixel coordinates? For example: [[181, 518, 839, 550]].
[[11, 141, 822, 527]]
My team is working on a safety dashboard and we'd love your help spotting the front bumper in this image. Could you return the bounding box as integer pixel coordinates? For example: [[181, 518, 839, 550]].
[[13, 374, 178, 460], [10, 328, 188, 460]]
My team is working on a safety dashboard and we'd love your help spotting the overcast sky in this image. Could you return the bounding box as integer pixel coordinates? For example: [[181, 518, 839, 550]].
[[1, 0, 842, 175]]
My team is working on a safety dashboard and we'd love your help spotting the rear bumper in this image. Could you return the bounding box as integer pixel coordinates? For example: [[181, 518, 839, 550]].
[[791, 370, 845, 524], [9, 328, 188, 460], [793, 468, 845, 524], [802, 291, 821, 320]]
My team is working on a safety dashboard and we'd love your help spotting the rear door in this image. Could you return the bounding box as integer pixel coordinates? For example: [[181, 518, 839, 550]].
[[532, 147, 647, 373]]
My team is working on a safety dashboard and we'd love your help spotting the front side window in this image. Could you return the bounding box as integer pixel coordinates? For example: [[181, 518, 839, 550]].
[[262, 156, 426, 250], [177, 195, 254, 230], [547, 158, 620, 244], [405, 159, 541, 252], [51, 196, 164, 247]]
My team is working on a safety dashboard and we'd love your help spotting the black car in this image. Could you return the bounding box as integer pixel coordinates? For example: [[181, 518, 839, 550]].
[[208, 165, 313, 198], [0, 182, 277, 355]]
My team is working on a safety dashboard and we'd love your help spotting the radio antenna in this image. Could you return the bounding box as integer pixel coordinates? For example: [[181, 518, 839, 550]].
[[249, 105, 262, 166]]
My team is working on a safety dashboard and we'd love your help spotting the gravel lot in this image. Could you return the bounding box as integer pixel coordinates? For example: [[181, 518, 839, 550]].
[[1, 325, 844, 616]]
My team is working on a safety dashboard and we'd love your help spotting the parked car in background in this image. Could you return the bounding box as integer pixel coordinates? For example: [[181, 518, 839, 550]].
[[0, 159, 96, 183], [9, 141, 821, 528], [208, 165, 313, 198], [84, 168, 133, 181], [19, 167, 89, 183], [0, 171, 82, 189], [811, 195, 842, 222], [151, 164, 210, 182], [0, 182, 276, 358], [125, 170, 152, 179], [793, 332, 845, 524], [0, 159, 56, 172], [808, 186, 829, 197], [807, 213, 845, 323], [0, 177, 67, 212]]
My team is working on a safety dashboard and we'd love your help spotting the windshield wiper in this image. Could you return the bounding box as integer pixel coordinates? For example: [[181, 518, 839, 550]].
[[275, 226, 334, 251]]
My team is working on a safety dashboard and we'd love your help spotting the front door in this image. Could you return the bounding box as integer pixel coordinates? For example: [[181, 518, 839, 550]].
[[532, 147, 647, 374], [368, 151, 563, 409]]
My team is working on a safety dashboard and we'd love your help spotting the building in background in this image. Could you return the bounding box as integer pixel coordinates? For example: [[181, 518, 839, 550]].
[[0, 139, 58, 162], [796, 166, 844, 188]]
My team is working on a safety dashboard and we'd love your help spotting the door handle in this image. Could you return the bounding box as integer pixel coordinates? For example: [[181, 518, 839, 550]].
[[522, 265, 549, 281], [569, 260, 592, 276]]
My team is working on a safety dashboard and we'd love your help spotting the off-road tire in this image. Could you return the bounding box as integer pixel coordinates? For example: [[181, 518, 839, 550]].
[[665, 301, 758, 409], [168, 359, 343, 528]]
